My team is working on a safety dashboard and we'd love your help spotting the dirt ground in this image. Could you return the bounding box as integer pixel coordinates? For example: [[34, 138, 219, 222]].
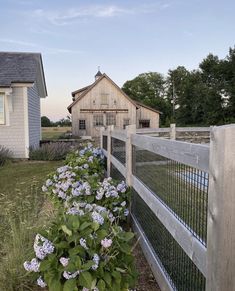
[[134, 243, 161, 291]]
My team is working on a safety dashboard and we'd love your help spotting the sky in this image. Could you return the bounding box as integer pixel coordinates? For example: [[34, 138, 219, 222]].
[[0, 0, 235, 121]]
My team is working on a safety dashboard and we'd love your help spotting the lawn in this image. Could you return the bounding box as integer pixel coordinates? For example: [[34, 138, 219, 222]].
[[41, 126, 72, 140], [0, 160, 62, 291]]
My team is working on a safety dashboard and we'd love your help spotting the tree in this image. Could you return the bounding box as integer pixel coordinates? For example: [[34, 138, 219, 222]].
[[41, 116, 52, 127], [122, 72, 171, 125]]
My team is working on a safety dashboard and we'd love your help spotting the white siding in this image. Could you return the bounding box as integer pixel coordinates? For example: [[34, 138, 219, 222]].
[[0, 87, 26, 158], [28, 85, 41, 148]]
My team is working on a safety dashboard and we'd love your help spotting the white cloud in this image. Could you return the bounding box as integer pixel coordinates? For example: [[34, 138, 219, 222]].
[[30, 3, 171, 26], [0, 38, 36, 47], [0, 38, 82, 54]]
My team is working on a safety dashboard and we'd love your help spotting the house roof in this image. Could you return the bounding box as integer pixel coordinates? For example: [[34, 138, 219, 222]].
[[0, 52, 47, 97], [67, 73, 161, 115]]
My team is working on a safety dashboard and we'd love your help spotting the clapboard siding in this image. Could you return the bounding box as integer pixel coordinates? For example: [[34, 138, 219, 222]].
[[72, 77, 137, 137], [28, 85, 41, 148], [0, 87, 26, 158], [71, 76, 160, 137]]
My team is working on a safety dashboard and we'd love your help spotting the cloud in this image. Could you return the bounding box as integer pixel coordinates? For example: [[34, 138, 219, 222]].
[[0, 38, 82, 54], [30, 3, 171, 26], [0, 38, 36, 47]]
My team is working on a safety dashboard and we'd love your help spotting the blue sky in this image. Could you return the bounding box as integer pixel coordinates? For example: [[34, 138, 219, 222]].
[[1, 0, 235, 120]]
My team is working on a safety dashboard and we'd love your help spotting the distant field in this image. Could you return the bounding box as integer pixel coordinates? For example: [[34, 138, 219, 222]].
[[41, 126, 72, 140]]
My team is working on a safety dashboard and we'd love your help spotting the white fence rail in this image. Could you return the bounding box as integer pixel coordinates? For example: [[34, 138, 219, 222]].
[[100, 124, 235, 291]]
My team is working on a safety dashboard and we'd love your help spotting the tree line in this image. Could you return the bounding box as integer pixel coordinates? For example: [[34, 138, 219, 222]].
[[122, 46, 235, 126], [41, 116, 71, 127]]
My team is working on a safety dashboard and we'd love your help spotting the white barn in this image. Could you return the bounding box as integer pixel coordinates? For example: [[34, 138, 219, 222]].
[[0, 52, 47, 158]]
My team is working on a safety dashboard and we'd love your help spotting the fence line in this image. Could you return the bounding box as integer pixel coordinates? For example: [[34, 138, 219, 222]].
[[100, 123, 235, 291]]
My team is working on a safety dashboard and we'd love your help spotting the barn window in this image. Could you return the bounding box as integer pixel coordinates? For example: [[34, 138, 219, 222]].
[[123, 118, 130, 129], [106, 113, 116, 126], [79, 119, 86, 130], [101, 93, 108, 105], [0, 94, 5, 125], [139, 119, 150, 128], [93, 114, 104, 126]]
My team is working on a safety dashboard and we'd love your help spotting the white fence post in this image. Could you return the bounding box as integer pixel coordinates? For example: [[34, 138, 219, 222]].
[[170, 123, 176, 140], [107, 125, 114, 177], [125, 124, 136, 186], [100, 126, 105, 148], [206, 124, 235, 291]]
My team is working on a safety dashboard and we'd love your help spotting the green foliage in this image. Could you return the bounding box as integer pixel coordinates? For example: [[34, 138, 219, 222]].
[[41, 115, 52, 127], [0, 145, 12, 166], [0, 161, 61, 291], [29, 142, 73, 161], [24, 144, 137, 290], [123, 45, 235, 126], [122, 72, 171, 125]]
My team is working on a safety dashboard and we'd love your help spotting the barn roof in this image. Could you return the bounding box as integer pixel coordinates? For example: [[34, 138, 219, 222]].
[[67, 73, 161, 114]]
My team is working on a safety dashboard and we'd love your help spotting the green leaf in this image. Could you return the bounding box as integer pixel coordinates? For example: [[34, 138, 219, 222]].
[[116, 267, 126, 273], [104, 272, 112, 286], [80, 221, 92, 231], [81, 260, 95, 271], [61, 225, 72, 236], [56, 241, 69, 249], [49, 277, 62, 291], [96, 229, 108, 240], [97, 279, 106, 291], [69, 245, 84, 256], [79, 271, 93, 289], [74, 256, 82, 269], [112, 270, 121, 283], [39, 259, 51, 272], [63, 279, 77, 291], [91, 222, 100, 231]]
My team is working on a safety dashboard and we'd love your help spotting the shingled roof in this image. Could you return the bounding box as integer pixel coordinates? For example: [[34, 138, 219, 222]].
[[0, 52, 47, 97]]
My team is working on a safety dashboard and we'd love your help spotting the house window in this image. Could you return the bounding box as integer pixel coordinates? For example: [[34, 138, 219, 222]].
[[101, 93, 108, 105], [139, 119, 150, 128], [106, 113, 116, 126], [123, 118, 130, 129], [93, 114, 104, 127], [0, 94, 5, 125], [79, 119, 86, 130]]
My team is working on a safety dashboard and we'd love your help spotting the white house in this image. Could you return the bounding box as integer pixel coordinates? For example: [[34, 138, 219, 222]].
[[0, 52, 47, 158], [68, 71, 161, 137]]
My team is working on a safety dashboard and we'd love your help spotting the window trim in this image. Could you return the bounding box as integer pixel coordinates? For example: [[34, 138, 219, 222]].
[[106, 112, 116, 126], [79, 119, 86, 130], [93, 114, 104, 127], [0, 93, 5, 125], [101, 93, 109, 105]]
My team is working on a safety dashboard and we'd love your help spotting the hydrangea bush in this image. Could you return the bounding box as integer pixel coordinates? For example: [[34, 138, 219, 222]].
[[24, 143, 137, 290]]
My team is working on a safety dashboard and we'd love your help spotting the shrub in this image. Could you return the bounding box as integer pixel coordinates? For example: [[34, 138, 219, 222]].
[[29, 143, 72, 161], [0, 145, 12, 166], [24, 143, 137, 290], [24, 204, 137, 290]]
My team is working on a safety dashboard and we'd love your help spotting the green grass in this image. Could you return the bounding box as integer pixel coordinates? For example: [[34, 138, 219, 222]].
[[0, 160, 62, 291], [41, 127, 71, 140], [135, 163, 208, 243]]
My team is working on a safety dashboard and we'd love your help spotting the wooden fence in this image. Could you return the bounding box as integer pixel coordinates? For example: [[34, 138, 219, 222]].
[[100, 124, 235, 291]]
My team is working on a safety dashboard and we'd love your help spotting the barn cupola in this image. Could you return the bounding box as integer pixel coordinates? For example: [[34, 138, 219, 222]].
[[95, 67, 102, 80]]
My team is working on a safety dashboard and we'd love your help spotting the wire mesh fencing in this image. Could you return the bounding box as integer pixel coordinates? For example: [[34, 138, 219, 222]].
[[132, 146, 208, 245], [103, 135, 108, 150], [110, 163, 125, 181], [111, 137, 126, 165], [131, 189, 206, 291]]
